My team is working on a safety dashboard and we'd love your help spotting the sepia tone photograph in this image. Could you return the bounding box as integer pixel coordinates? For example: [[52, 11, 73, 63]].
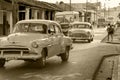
[[0, 0, 120, 80]]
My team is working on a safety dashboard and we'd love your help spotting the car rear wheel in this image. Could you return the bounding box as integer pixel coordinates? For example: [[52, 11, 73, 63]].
[[36, 49, 46, 68], [60, 47, 70, 62], [0, 59, 5, 67]]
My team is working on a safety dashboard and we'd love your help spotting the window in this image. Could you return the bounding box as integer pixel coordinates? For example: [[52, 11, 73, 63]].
[[54, 24, 61, 33], [13, 23, 47, 34], [72, 24, 90, 29], [49, 24, 55, 34]]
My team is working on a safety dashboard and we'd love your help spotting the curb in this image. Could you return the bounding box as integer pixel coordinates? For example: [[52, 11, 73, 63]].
[[92, 54, 120, 80], [101, 35, 108, 42]]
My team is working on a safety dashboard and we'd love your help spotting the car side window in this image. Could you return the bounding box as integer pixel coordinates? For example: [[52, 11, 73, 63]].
[[54, 24, 61, 33], [49, 24, 55, 34]]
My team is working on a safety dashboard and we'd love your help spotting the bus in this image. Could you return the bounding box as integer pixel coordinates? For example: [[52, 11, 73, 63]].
[[55, 11, 79, 23]]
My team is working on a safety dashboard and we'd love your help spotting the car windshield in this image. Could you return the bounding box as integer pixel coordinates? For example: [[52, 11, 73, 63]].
[[13, 23, 47, 34], [72, 24, 91, 29], [55, 16, 69, 23]]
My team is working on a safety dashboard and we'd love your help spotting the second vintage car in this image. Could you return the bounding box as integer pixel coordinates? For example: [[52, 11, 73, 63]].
[[68, 22, 94, 42], [0, 19, 72, 67]]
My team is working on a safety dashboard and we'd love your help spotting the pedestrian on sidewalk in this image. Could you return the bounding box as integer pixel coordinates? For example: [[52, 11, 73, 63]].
[[107, 24, 114, 42]]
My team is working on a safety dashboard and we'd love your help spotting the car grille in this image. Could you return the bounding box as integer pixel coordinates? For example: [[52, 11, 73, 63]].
[[70, 33, 88, 37], [0, 48, 30, 56], [0, 48, 28, 50]]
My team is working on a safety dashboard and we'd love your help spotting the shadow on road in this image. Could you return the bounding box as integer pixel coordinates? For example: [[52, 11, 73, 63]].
[[0, 58, 72, 80]]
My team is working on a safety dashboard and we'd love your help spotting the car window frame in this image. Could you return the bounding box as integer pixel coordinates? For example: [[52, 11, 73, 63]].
[[54, 23, 62, 34], [48, 23, 56, 34]]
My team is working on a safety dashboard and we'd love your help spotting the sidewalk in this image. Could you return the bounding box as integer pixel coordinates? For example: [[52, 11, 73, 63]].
[[100, 27, 120, 80], [101, 27, 120, 44]]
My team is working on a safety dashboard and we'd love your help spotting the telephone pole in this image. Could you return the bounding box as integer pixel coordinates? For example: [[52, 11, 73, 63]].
[[12, 0, 17, 26], [86, 0, 88, 22], [70, 0, 71, 11]]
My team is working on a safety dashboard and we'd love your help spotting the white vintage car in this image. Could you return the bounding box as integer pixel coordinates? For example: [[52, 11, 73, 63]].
[[0, 20, 72, 67], [68, 22, 94, 42]]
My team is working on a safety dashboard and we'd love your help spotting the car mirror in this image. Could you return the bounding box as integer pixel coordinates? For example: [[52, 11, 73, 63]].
[[48, 29, 54, 35], [90, 26, 93, 29], [48, 29, 51, 34]]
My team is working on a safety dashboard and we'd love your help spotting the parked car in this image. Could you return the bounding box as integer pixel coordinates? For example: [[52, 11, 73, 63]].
[[60, 23, 70, 36], [0, 20, 72, 67], [68, 22, 94, 42]]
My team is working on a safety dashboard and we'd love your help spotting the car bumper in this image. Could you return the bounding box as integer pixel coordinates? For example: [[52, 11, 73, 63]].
[[0, 55, 41, 60], [0, 47, 42, 60], [71, 37, 91, 40]]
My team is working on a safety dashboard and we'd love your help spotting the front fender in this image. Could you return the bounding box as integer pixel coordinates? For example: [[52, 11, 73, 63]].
[[30, 38, 50, 53], [62, 36, 72, 51]]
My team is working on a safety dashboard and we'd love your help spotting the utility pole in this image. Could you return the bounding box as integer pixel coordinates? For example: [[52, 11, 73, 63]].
[[104, 2, 106, 18], [70, 0, 71, 11], [12, 0, 16, 26], [86, 0, 88, 22], [86, 0, 88, 12], [96, 0, 98, 24]]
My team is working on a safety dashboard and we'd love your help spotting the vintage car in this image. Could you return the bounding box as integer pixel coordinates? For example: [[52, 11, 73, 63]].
[[68, 22, 94, 42], [0, 20, 72, 67]]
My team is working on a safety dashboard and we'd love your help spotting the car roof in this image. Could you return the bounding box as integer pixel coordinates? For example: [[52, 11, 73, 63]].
[[60, 23, 69, 25], [70, 22, 91, 26], [16, 19, 60, 26]]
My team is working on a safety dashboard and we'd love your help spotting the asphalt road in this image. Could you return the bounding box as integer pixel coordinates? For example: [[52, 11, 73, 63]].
[[0, 28, 109, 80]]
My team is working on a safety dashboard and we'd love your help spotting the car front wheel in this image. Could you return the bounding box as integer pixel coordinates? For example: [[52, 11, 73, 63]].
[[36, 49, 46, 67], [91, 38, 93, 41], [0, 59, 5, 67], [88, 39, 91, 43], [60, 47, 70, 62]]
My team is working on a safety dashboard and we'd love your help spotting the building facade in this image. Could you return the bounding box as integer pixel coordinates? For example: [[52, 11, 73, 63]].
[[71, 2, 101, 24], [0, 0, 61, 36]]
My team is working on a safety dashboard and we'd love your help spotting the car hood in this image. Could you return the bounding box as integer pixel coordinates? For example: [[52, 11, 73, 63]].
[[69, 29, 91, 33], [0, 33, 48, 47]]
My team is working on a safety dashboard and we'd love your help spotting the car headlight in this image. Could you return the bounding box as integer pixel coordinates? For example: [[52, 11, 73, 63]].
[[31, 42, 38, 48], [87, 32, 91, 35]]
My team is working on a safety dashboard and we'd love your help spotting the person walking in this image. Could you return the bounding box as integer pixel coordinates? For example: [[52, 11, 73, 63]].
[[107, 24, 114, 42]]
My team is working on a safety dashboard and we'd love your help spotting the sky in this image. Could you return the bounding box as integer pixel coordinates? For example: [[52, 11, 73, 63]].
[[38, 0, 120, 8]]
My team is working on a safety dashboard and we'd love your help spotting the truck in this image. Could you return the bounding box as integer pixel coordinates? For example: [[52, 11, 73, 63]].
[[55, 11, 80, 35]]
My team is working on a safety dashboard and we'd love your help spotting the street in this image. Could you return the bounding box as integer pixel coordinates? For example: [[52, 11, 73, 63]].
[[1, 0, 120, 80], [0, 28, 110, 80]]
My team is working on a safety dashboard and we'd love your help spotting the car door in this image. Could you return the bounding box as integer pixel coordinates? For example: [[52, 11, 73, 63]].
[[54, 23, 64, 54], [47, 23, 58, 57]]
